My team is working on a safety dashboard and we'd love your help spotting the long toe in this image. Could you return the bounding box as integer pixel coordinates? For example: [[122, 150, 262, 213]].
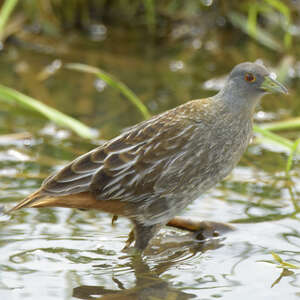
[[167, 217, 235, 239]]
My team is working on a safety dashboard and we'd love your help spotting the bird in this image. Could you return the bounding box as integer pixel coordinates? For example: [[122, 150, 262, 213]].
[[8, 62, 288, 252]]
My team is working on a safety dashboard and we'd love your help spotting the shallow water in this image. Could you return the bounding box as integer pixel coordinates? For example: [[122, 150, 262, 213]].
[[0, 25, 300, 300]]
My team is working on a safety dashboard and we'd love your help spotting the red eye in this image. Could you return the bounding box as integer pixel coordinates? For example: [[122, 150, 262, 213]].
[[245, 73, 256, 83]]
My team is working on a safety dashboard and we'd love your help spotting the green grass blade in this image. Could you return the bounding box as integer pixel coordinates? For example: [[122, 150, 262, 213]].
[[66, 63, 151, 119], [263, 0, 292, 48], [253, 125, 294, 150], [247, 3, 258, 36], [271, 252, 284, 264], [143, 0, 156, 34], [0, 0, 18, 41], [264, 0, 290, 22], [228, 11, 282, 51], [286, 138, 300, 174], [271, 252, 300, 269], [0, 84, 96, 139], [261, 118, 300, 131], [230, 212, 293, 223]]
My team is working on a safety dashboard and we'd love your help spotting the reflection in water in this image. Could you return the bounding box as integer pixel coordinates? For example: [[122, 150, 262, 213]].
[[1, 205, 300, 299], [73, 237, 224, 300], [73, 257, 195, 299]]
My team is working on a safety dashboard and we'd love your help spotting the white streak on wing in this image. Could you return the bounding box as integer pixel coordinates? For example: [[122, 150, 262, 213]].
[[125, 173, 141, 187], [55, 171, 95, 183], [102, 169, 135, 191], [143, 144, 153, 156], [102, 183, 123, 197], [104, 153, 139, 171], [72, 149, 102, 172]]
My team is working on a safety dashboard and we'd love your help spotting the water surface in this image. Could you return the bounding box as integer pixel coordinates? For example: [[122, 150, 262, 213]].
[[0, 26, 300, 300]]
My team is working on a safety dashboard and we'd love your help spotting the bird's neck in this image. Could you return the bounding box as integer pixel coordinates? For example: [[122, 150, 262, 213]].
[[215, 81, 262, 117]]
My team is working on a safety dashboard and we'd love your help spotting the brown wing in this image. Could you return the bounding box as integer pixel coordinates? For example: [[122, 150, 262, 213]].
[[90, 117, 197, 202], [39, 99, 209, 202], [40, 138, 145, 196]]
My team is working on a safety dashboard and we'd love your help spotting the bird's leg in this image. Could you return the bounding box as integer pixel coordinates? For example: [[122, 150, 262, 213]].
[[133, 221, 161, 251], [167, 216, 235, 240], [122, 222, 161, 252]]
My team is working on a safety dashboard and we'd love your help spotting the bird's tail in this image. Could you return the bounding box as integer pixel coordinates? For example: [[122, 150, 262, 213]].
[[8, 191, 104, 213], [8, 189, 47, 213]]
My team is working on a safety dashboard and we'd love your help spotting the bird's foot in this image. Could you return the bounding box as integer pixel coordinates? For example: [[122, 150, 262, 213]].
[[111, 215, 119, 225], [167, 216, 235, 240]]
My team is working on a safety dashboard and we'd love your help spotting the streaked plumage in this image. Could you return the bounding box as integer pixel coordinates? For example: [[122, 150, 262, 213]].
[[9, 62, 287, 251]]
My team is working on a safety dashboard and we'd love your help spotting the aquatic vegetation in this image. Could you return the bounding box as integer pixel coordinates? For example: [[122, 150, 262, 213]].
[[143, 0, 156, 34], [0, 0, 295, 45], [0, 0, 18, 41], [228, 12, 282, 52], [263, 252, 300, 270], [262, 118, 300, 132], [246, 0, 292, 49], [259, 252, 300, 287], [0, 84, 96, 139], [66, 63, 151, 119]]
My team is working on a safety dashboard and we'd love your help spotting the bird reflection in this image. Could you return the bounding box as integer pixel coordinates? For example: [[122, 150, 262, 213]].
[[72, 227, 229, 300]]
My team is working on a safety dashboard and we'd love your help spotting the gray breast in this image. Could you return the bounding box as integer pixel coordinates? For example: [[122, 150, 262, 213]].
[[138, 113, 253, 226]]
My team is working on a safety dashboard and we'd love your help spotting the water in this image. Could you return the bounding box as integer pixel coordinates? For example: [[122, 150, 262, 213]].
[[0, 26, 300, 299]]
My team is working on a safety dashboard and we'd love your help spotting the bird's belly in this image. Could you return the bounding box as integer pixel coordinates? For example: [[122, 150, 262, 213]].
[[173, 125, 252, 201]]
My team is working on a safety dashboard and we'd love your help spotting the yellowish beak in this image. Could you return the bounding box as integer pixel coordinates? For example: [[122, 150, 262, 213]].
[[261, 76, 288, 94]]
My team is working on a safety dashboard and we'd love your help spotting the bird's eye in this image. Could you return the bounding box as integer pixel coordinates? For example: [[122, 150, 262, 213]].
[[245, 73, 256, 83]]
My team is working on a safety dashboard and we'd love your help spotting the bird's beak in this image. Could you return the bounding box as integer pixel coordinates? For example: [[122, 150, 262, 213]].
[[260, 75, 288, 94]]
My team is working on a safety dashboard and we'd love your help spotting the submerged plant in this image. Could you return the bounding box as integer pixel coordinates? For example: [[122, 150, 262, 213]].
[[269, 252, 300, 270], [259, 252, 300, 287]]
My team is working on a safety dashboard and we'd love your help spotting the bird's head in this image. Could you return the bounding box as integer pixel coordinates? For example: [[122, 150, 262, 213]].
[[219, 62, 288, 113]]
